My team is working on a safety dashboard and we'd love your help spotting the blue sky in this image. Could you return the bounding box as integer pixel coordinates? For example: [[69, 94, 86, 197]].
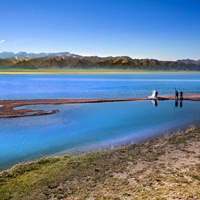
[[0, 0, 200, 60]]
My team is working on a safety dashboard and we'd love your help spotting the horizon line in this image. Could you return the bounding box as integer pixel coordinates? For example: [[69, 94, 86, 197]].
[[0, 51, 199, 62]]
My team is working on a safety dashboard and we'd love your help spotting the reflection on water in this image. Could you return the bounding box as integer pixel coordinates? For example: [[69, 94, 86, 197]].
[[151, 100, 158, 107], [151, 99, 184, 108], [0, 100, 200, 171], [174, 99, 183, 108], [180, 99, 183, 108], [175, 99, 178, 107]]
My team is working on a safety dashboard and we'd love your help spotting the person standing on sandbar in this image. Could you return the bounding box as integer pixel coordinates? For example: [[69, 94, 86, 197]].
[[175, 89, 179, 99], [155, 90, 158, 98], [180, 91, 183, 99]]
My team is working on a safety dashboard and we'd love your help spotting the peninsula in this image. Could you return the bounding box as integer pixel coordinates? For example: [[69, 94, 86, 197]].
[[1, 94, 200, 118]]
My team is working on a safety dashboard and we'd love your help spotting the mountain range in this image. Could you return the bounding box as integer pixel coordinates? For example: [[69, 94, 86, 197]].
[[0, 52, 200, 71]]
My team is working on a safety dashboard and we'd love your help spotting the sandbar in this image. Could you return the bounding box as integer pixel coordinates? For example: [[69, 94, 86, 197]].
[[0, 94, 200, 118]]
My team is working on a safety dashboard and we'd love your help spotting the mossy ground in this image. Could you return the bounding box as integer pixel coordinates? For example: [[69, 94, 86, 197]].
[[0, 126, 200, 200]]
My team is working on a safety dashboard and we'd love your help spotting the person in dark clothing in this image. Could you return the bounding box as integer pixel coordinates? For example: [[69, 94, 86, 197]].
[[180, 91, 183, 99], [175, 90, 179, 98], [155, 90, 158, 98]]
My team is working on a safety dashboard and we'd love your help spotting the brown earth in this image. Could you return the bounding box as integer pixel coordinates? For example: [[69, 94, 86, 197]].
[[0, 94, 200, 118]]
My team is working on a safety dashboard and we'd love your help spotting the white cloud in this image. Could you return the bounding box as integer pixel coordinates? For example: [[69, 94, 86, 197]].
[[0, 40, 5, 43]]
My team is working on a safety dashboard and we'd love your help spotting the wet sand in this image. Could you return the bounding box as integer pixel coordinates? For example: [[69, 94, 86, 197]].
[[0, 94, 200, 118]]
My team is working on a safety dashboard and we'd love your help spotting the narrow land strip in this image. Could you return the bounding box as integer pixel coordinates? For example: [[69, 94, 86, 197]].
[[1, 94, 200, 118]]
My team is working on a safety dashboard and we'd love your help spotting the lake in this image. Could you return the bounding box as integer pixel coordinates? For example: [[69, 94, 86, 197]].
[[1, 73, 200, 100], [0, 73, 200, 171]]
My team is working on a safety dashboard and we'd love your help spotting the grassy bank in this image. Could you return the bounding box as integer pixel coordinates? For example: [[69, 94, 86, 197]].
[[0, 68, 200, 74], [0, 127, 200, 200]]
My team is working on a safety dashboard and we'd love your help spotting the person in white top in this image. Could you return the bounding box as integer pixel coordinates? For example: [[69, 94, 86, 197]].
[[148, 90, 158, 98]]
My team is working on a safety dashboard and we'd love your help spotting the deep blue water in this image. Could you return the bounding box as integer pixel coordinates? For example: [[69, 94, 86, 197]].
[[0, 73, 200, 171], [0, 100, 200, 171], [0, 73, 200, 100]]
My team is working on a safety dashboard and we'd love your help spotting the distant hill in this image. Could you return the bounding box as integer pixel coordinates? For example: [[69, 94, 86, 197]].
[[0, 51, 76, 59], [177, 59, 200, 65], [0, 52, 200, 71]]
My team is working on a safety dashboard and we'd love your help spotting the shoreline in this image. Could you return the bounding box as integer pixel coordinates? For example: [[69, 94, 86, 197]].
[[1, 71, 200, 75], [1, 95, 200, 198], [1, 126, 200, 199], [1, 94, 200, 118]]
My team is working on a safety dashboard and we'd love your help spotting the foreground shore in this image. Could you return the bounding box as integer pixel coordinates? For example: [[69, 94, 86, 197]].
[[1, 94, 200, 118], [0, 126, 200, 199]]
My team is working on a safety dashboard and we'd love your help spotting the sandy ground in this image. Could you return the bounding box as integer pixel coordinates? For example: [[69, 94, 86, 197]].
[[0, 94, 200, 118]]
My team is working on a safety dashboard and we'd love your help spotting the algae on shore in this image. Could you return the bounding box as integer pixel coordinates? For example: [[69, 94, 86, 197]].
[[0, 126, 200, 199]]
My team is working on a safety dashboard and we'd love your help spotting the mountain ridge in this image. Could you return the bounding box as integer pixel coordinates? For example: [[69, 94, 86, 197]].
[[0, 52, 200, 71]]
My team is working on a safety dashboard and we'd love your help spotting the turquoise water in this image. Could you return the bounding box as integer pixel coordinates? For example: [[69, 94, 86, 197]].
[[0, 100, 200, 171], [1, 73, 200, 171], [0, 73, 200, 100]]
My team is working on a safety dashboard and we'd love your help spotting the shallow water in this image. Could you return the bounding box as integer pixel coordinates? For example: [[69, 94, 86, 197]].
[[0, 100, 200, 171], [1, 73, 200, 100]]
